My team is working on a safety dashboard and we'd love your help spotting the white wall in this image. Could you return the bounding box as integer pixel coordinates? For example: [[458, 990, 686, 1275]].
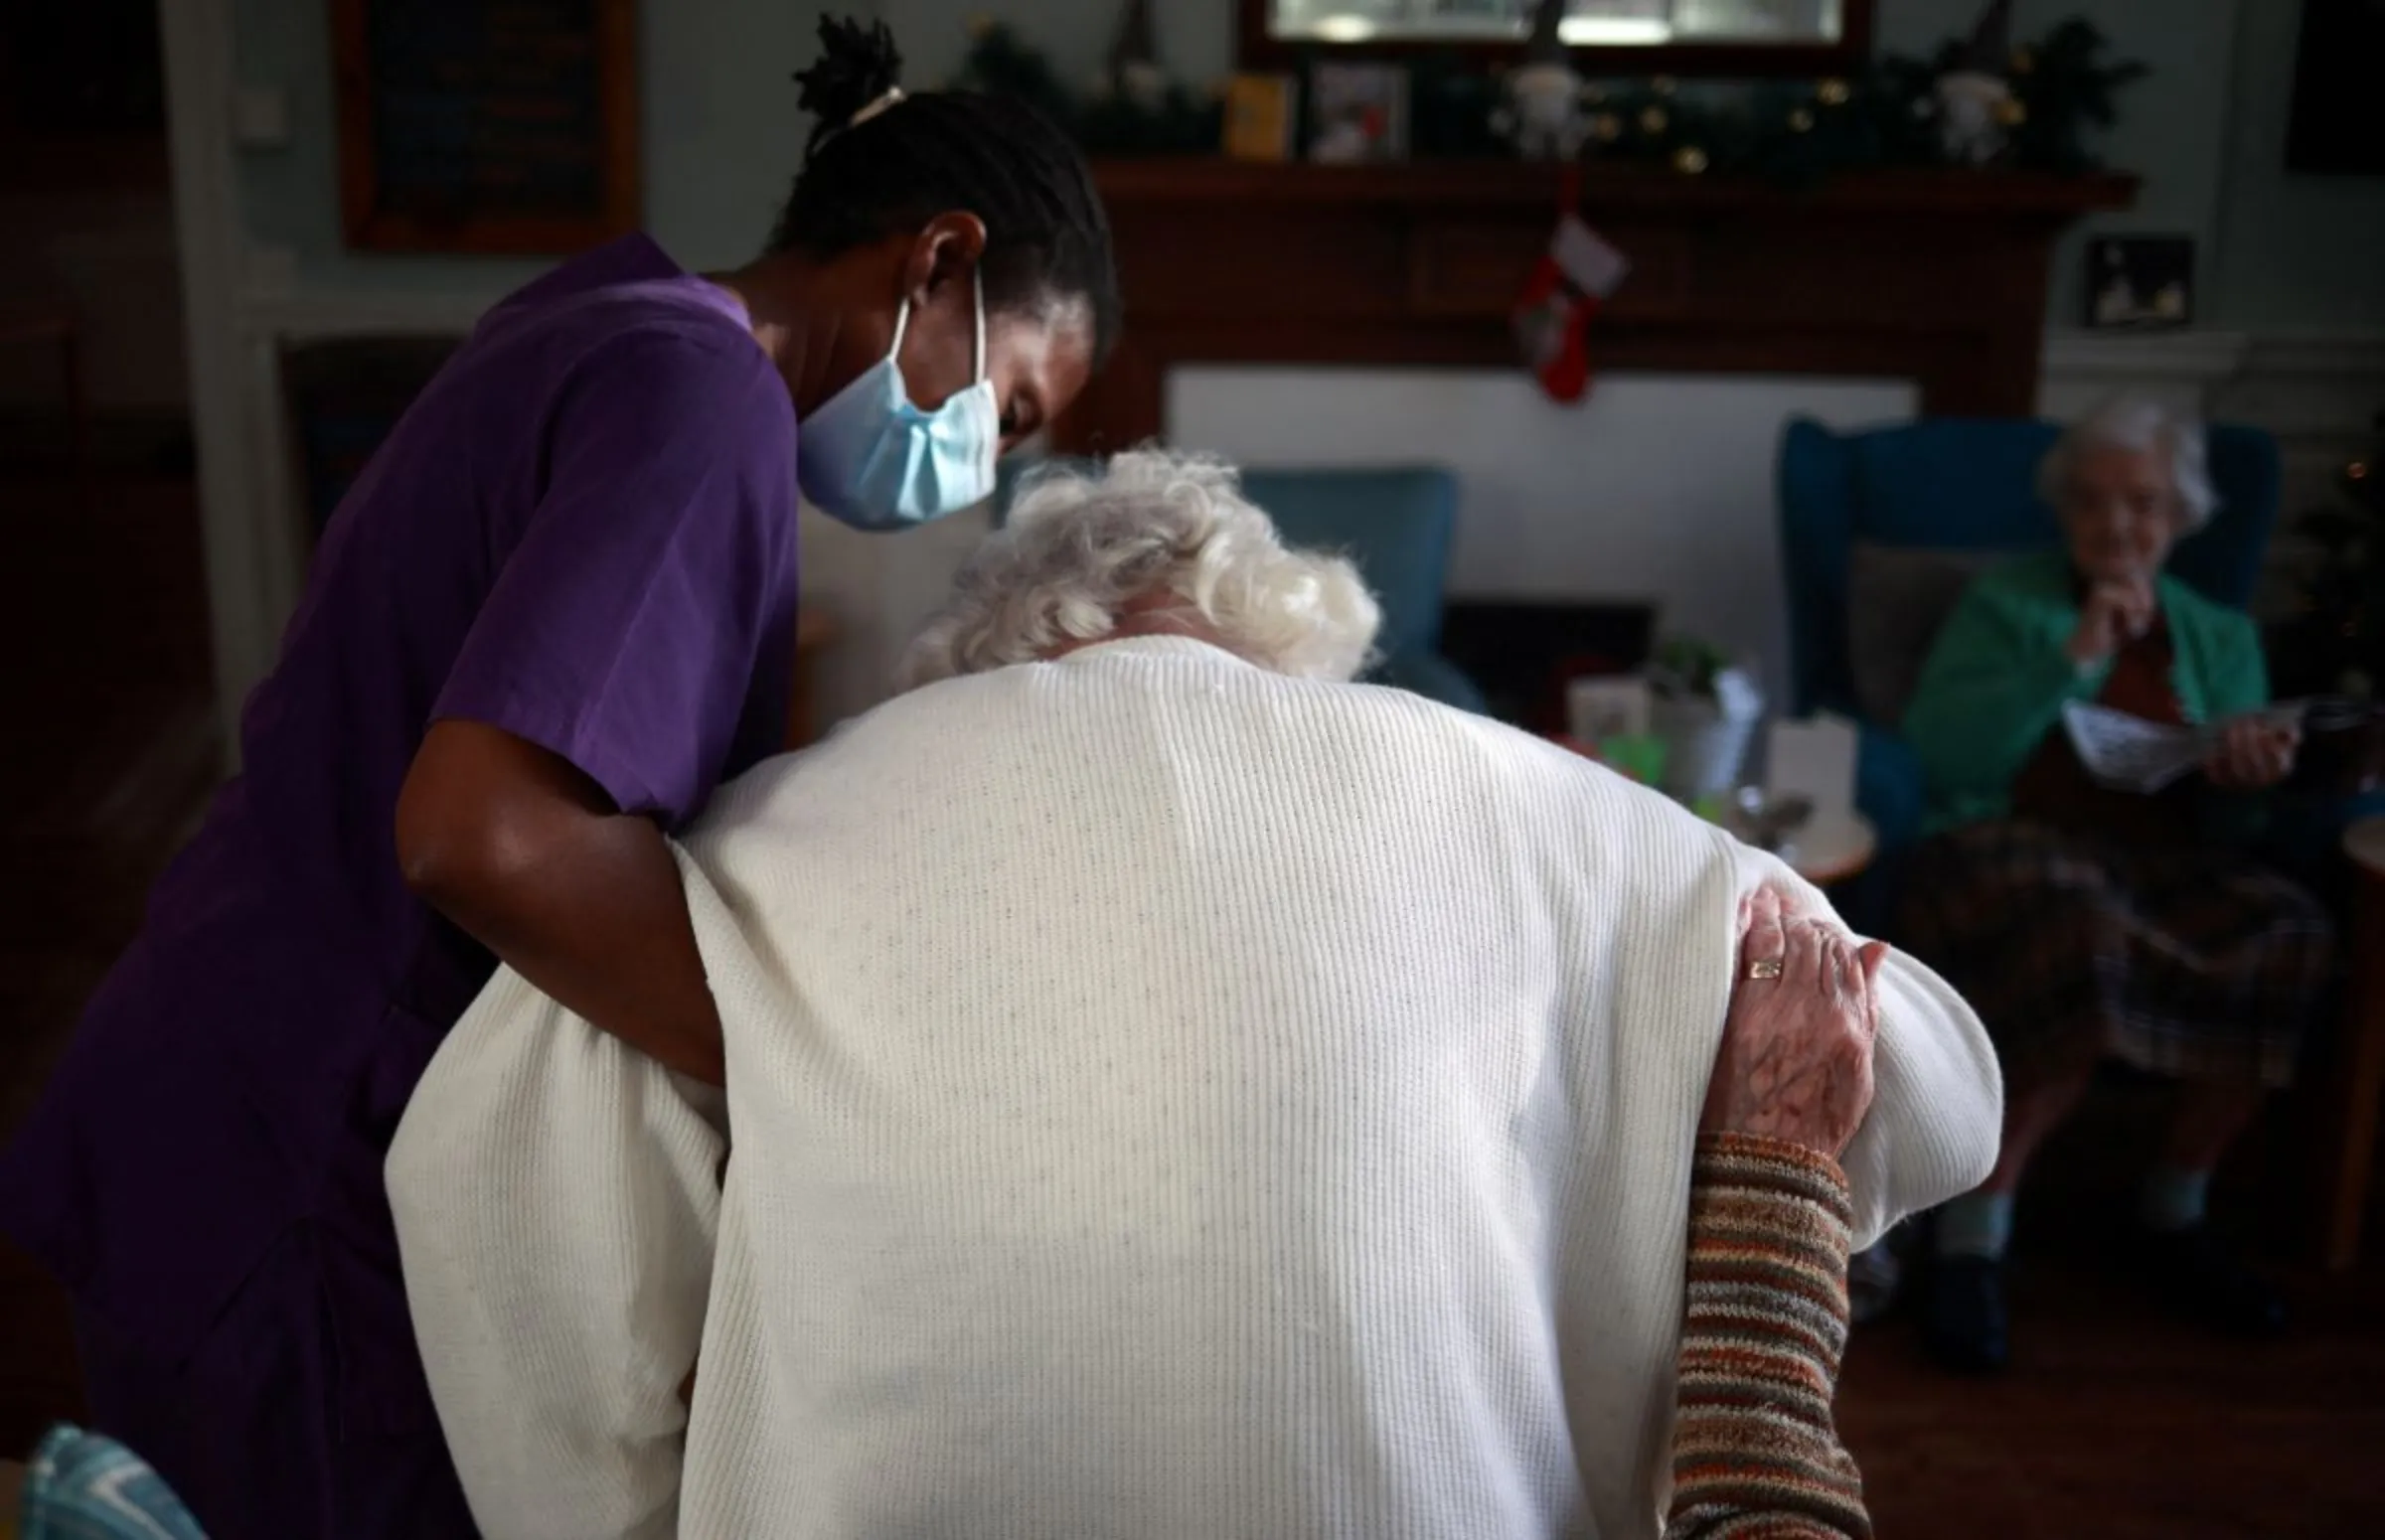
[[169, 0, 2385, 751], [1172, 369, 1916, 703], [796, 502, 995, 726], [811, 336, 2383, 723], [2211, 0, 2385, 331]]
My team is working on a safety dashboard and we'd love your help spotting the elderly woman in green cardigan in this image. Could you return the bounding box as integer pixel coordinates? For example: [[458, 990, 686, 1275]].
[[1897, 396, 2329, 1376]]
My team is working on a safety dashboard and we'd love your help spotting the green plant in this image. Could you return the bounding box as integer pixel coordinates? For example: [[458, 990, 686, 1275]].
[[1650, 635, 1732, 701], [950, 20, 1219, 157]]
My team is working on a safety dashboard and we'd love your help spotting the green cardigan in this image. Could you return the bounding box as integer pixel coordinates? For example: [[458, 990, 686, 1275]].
[[1901, 549, 2270, 834]]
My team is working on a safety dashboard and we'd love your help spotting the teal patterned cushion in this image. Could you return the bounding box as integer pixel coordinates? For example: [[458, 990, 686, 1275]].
[[19, 1424, 208, 1539]]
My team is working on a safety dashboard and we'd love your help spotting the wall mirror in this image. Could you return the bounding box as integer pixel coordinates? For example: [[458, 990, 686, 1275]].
[[1243, 0, 1872, 74]]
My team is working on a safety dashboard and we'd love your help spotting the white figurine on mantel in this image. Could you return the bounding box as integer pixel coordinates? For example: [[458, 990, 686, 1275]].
[[1494, 0, 1593, 160], [1936, 0, 2016, 165], [1099, 0, 1168, 109]]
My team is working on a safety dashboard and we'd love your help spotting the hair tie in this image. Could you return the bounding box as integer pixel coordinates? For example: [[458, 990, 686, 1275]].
[[848, 86, 905, 129], [812, 86, 905, 155]]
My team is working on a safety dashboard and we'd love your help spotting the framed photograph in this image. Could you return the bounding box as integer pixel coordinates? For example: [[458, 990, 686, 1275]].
[[1307, 63, 1410, 163], [2288, 0, 2385, 176], [2085, 236, 2195, 331], [1566, 674, 1653, 745], [1223, 74, 1298, 161]]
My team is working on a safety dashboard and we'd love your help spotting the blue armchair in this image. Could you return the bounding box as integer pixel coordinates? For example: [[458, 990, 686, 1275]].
[[996, 459, 1487, 713], [1776, 415, 2282, 923]]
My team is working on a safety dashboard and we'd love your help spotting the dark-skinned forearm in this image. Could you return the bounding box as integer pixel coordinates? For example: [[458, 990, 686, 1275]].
[[398, 720, 726, 1085]]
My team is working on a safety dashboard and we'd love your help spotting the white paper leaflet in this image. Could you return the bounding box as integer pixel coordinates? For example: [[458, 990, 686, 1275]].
[[2060, 699, 2308, 795]]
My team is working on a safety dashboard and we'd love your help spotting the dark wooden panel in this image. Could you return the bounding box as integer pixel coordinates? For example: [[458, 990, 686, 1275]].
[[1113, 211, 1416, 322], [1053, 160, 2133, 452], [2317, 856, 2385, 1270], [1090, 159, 2133, 216]]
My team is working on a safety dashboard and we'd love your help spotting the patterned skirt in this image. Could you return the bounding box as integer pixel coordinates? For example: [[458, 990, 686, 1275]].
[[1899, 820, 2334, 1091]]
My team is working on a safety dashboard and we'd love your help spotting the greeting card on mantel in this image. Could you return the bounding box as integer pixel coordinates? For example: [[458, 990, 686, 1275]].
[[1766, 713, 1858, 820]]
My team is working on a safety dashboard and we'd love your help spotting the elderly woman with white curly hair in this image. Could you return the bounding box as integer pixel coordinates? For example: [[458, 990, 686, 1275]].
[[387, 450, 1997, 1540], [1898, 396, 2332, 1376]]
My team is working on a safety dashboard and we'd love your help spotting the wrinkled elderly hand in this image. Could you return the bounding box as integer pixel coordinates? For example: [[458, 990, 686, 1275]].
[[2205, 715, 2300, 791], [1700, 886, 1885, 1158], [2068, 577, 2157, 667]]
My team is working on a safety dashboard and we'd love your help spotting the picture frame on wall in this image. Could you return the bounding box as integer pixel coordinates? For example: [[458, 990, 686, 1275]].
[[1306, 63, 1410, 163], [1566, 674, 1654, 745], [331, 0, 641, 253], [1223, 74, 1298, 161], [2085, 235, 2195, 331], [2287, 0, 2385, 176]]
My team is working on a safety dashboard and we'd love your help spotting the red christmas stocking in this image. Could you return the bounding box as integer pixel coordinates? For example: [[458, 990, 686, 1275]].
[[1512, 212, 1629, 404]]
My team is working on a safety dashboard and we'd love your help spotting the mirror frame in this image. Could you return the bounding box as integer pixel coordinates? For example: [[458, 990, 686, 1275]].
[[1236, 0, 1875, 77]]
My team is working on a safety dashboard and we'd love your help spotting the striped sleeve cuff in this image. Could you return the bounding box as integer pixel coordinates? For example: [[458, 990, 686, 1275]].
[[1666, 1133, 1870, 1540]]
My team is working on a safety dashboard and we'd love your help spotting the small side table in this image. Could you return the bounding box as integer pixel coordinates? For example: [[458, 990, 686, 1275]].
[[1542, 732, 1879, 891], [1778, 808, 1878, 889], [2319, 818, 2385, 1271]]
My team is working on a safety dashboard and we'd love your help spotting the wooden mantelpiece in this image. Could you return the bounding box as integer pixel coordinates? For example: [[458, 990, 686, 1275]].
[[1053, 159, 2136, 454]]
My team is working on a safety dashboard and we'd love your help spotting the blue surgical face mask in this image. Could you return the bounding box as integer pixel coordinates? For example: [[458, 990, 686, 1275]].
[[797, 270, 1000, 531]]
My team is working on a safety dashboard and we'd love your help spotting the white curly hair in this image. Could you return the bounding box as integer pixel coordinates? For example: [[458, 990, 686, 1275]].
[[899, 450, 1382, 690], [2039, 395, 2219, 530]]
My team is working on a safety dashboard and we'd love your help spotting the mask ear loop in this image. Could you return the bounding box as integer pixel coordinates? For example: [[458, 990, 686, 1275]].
[[972, 267, 987, 385], [885, 264, 983, 379]]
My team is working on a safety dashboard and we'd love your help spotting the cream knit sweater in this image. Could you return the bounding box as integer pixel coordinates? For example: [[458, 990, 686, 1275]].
[[389, 637, 1998, 1540]]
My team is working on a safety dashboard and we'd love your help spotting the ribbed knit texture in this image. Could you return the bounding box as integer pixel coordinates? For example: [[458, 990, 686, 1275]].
[[389, 637, 1999, 1540], [1665, 1135, 1870, 1540]]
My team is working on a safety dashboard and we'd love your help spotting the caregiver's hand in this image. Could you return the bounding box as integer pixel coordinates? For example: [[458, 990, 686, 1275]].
[[1700, 886, 1884, 1159], [397, 719, 726, 1085]]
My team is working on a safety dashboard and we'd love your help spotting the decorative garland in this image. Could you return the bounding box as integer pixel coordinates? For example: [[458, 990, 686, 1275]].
[[951, 19, 1220, 157], [2274, 415, 2385, 699], [950, 16, 2145, 182]]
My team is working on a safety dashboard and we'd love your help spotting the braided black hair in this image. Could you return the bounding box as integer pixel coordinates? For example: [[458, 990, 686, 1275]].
[[772, 17, 1120, 365]]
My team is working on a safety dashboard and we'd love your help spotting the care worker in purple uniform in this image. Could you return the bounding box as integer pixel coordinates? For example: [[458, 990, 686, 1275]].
[[0, 19, 1118, 1537]]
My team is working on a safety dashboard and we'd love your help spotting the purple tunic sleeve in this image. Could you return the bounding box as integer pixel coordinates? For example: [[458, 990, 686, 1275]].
[[433, 326, 797, 824]]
